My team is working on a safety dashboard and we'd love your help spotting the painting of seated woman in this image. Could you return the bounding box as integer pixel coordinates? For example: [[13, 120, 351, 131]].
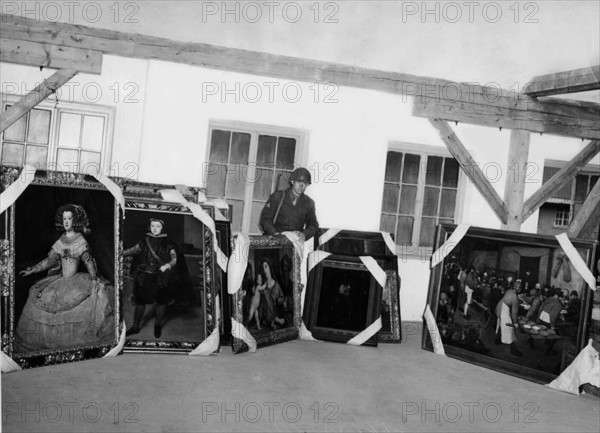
[[242, 250, 295, 331], [231, 235, 302, 353]]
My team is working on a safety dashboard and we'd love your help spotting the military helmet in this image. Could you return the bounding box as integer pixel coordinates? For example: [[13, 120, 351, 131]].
[[289, 167, 312, 184]]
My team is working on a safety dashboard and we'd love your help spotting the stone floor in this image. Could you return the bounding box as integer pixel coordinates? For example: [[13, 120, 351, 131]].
[[2, 323, 599, 432]]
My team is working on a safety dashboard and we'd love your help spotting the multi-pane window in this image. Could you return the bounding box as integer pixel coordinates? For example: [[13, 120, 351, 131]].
[[1, 95, 113, 173], [541, 164, 599, 231], [554, 206, 571, 227], [543, 166, 599, 203], [574, 173, 599, 203], [205, 123, 303, 233], [55, 110, 108, 170], [2, 106, 52, 167], [380, 148, 460, 248]]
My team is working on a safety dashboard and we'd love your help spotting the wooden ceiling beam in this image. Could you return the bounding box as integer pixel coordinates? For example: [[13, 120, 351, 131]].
[[525, 65, 600, 97], [0, 68, 78, 133], [0, 38, 102, 74], [0, 13, 445, 95], [412, 97, 600, 140], [1, 14, 598, 139], [428, 118, 509, 225]]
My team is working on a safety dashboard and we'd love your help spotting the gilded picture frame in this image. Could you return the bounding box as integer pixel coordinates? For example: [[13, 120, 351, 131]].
[[303, 254, 383, 347], [117, 179, 216, 353], [215, 220, 232, 345], [0, 167, 121, 368], [231, 234, 302, 354], [379, 270, 401, 343], [423, 223, 598, 384]]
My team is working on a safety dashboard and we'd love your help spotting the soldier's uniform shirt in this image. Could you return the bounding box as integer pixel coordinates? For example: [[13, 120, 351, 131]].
[[259, 188, 319, 240]]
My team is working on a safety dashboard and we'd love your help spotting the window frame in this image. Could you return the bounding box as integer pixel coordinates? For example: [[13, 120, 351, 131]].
[[204, 119, 309, 234], [382, 141, 466, 251], [553, 206, 571, 228], [544, 159, 600, 202], [1, 93, 115, 174], [543, 159, 600, 230]]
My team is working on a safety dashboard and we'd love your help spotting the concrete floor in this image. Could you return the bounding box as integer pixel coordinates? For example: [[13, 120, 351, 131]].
[[2, 323, 599, 433]]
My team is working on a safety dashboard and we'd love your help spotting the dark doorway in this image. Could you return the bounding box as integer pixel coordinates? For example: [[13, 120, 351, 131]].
[[519, 256, 541, 287]]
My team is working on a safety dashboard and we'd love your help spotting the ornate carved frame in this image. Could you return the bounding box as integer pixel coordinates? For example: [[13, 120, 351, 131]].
[[231, 234, 302, 353], [214, 220, 232, 344], [117, 179, 216, 353], [303, 254, 383, 347], [423, 223, 598, 384], [379, 270, 401, 343], [0, 167, 121, 368]]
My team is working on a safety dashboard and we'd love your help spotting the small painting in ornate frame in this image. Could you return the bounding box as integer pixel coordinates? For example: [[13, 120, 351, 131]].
[[314, 228, 401, 343], [0, 167, 121, 368], [118, 180, 216, 353], [304, 254, 383, 347], [230, 234, 302, 354]]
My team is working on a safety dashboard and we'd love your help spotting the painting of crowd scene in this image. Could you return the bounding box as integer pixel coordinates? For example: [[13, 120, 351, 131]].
[[428, 226, 596, 382]]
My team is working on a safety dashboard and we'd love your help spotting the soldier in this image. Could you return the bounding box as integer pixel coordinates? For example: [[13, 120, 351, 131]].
[[259, 167, 319, 240]]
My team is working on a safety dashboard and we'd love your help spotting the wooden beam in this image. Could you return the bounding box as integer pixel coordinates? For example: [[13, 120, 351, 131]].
[[501, 130, 531, 230], [0, 38, 102, 74], [521, 140, 600, 221], [525, 65, 600, 97], [412, 97, 600, 140], [0, 69, 78, 133], [428, 118, 509, 225], [1, 14, 598, 140], [567, 179, 600, 239], [0, 13, 451, 95]]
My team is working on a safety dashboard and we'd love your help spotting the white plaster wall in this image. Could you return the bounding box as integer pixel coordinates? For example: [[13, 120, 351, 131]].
[[1, 58, 597, 321], [1, 56, 148, 177]]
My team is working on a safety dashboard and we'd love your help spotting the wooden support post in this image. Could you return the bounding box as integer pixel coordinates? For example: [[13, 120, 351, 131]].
[[0, 68, 78, 133], [501, 130, 531, 230], [428, 118, 509, 225], [567, 178, 600, 239], [521, 140, 600, 221]]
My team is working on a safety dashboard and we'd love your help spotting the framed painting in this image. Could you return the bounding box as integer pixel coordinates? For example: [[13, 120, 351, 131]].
[[304, 254, 383, 346], [0, 167, 121, 368], [118, 180, 215, 353], [423, 223, 598, 384], [379, 270, 401, 343], [314, 228, 401, 343], [231, 235, 302, 354], [215, 220, 232, 344], [315, 228, 397, 257]]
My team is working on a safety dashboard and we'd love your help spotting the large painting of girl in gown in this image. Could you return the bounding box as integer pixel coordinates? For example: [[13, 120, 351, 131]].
[[14, 204, 114, 352], [3, 175, 120, 368]]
